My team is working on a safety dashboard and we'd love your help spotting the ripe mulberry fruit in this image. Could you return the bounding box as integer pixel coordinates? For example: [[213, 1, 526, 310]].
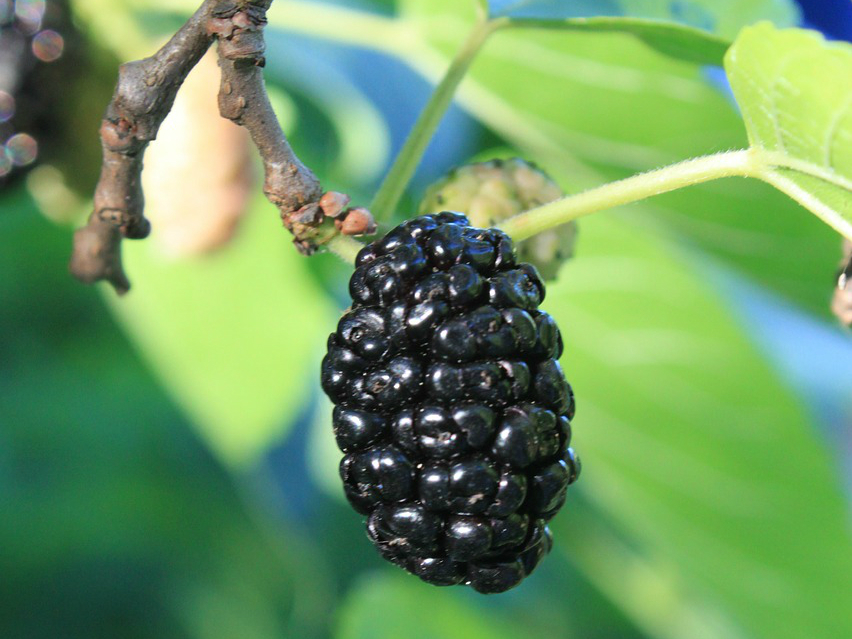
[[419, 158, 577, 280], [321, 212, 580, 593]]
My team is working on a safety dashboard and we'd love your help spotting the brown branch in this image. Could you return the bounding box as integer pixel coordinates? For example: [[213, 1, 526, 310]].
[[212, 0, 324, 247], [211, 1, 375, 254], [70, 0, 218, 293], [70, 0, 373, 293]]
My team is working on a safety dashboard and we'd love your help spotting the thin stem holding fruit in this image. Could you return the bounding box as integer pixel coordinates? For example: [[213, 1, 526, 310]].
[[499, 150, 758, 241], [369, 17, 501, 223], [327, 235, 365, 264]]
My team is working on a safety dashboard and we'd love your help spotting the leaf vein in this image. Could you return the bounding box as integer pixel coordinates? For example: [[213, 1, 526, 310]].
[[823, 92, 852, 169]]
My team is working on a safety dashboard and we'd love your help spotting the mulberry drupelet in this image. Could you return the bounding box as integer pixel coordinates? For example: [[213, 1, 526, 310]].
[[321, 212, 580, 593]]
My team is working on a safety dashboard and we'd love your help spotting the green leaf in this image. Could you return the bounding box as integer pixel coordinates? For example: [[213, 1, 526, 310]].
[[307, 394, 341, 500], [488, 0, 798, 31], [385, 0, 840, 313], [557, 504, 750, 639], [106, 195, 336, 467], [336, 573, 521, 639], [546, 214, 852, 639], [398, 0, 737, 168], [502, 16, 730, 66], [725, 23, 852, 240], [0, 199, 335, 639], [263, 40, 392, 187], [460, 0, 797, 65]]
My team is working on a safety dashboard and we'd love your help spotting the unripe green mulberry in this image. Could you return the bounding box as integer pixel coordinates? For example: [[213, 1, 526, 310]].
[[419, 159, 576, 280]]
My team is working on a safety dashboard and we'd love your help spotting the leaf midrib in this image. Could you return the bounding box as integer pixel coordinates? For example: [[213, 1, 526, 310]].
[[754, 148, 852, 193]]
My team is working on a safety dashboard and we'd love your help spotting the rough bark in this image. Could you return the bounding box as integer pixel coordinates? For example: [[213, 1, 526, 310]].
[[70, 0, 371, 293]]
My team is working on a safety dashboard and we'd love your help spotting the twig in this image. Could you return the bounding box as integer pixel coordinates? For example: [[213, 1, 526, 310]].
[[212, 0, 322, 240], [70, 0, 372, 293], [70, 0, 217, 293]]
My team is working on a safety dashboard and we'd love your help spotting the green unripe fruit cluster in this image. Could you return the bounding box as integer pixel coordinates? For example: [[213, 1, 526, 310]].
[[419, 158, 576, 280]]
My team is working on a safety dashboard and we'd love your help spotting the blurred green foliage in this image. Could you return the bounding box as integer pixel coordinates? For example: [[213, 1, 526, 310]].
[[0, 191, 331, 638], [111, 193, 337, 464], [2, 1, 851, 639]]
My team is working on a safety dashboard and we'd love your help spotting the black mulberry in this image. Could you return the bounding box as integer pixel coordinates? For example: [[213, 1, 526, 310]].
[[321, 212, 580, 593]]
